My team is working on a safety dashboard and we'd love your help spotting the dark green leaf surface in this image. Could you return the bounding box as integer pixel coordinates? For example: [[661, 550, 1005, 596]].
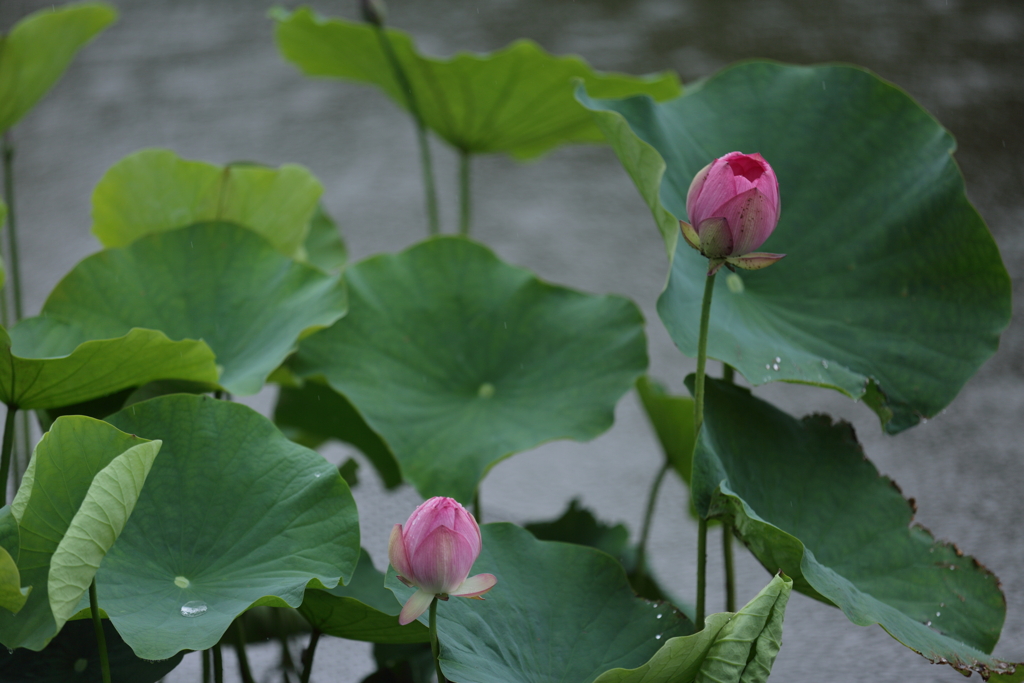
[[13, 222, 347, 396], [387, 523, 692, 683], [304, 203, 348, 273], [274, 379, 401, 489], [0, 417, 158, 651], [0, 324, 217, 411], [636, 376, 695, 482], [91, 149, 322, 257], [593, 573, 791, 683], [300, 548, 429, 644], [0, 3, 116, 133], [294, 237, 647, 502], [272, 7, 680, 159], [525, 498, 633, 564], [100, 394, 360, 659], [0, 618, 183, 683], [689, 376, 1011, 677], [578, 62, 1011, 432]]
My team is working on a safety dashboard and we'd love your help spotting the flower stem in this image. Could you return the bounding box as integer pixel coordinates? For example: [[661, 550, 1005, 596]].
[[202, 647, 212, 683], [429, 596, 447, 683], [0, 406, 16, 505], [2, 133, 23, 321], [693, 270, 717, 631], [371, 24, 440, 236], [723, 525, 736, 612], [299, 628, 321, 683], [232, 618, 255, 683], [635, 461, 670, 579], [213, 643, 224, 683], [89, 579, 112, 683], [721, 363, 734, 383], [458, 149, 471, 236]]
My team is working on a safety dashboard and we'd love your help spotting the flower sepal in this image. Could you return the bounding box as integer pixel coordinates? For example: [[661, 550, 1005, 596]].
[[726, 252, 786, 271]]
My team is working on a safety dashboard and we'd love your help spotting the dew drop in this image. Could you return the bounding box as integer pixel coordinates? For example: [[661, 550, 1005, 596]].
[[657, 614, 662, 619], [774, 357, 781, 363], [174, 576, 190, 589], [314, 472, 322, 478], [772, 363, 779, 371], [940, 602, 945, 607], [936, 612, 941, 617], [74, 658, 88, 673], [765, 364, 771, 370], [180, 600, 208, 618], [655, 634, 662, 640], [821, 360, 829, 369], [926, 621, 932, 627]]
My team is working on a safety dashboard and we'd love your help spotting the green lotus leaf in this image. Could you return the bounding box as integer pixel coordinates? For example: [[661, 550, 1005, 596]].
[[578, 62, 1011, 433], [0, 322, 217, 411], [91, 148, 322, 257], [272, 7, 680, 159], [386, 523, 692, 683], [294, 237, 647, 502], [689, 376, 1012, 677], [0, 508, 27, 615], [0, 200, 6, 290], [594, 573, 792, 683], [0, 3, 116, 133], [274, 379, 401, 489], [0, 417, 159, 651], [98, 394, 360, 660], [525, 498, 633, 564], [636, 376, 695, 483], [304, 203, 348, 273], [13, 221, 347, 396], [0, 618, 183, 682], [300, 548, 428, 644]]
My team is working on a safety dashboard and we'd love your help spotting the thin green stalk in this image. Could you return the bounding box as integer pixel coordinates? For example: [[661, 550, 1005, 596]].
[[723, 525, 736, 613], [232, 618, 255, 683], [2, 134, 22, 321], [16, 410, 30, 485], [473, 491, 481, 524], [202, 647, 211, 683], [458, 149, 471, 236], [693, 271, 717, 631], [213, 643, 224, 683], [429, 597, 447, 683], [89, 580, 112, 683], [0, 406, 16, 506], [299, 628, 321, 683], [372, 25, 440, 236], [722, 363, 734, 383], [635, 461, 670, 578], [696, 517, 707, 629]]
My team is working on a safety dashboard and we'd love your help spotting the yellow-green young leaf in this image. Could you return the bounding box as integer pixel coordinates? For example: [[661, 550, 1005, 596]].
[[0, 546, 28, 615], [0, 199, 6, 290], [0, 325, 218, 411], [272, 7, 680, 159], [91, 149, 323, 257], [48, 439, 160, 631], [0, 3, 116, 133]]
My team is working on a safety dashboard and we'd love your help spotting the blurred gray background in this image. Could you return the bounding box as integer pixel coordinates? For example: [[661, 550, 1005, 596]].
[[0, 0, 1021, 681]]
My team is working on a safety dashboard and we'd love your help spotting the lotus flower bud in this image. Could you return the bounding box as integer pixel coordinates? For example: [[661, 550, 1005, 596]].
[[680, 151, 785, 275], [389, 497, 497, 625]]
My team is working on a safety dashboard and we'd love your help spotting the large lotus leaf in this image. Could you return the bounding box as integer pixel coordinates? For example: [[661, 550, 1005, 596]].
[[274, 379, 401, 489], [300, 548, 428, 644], [12, 222, 347, 396], [689, 376, 1012, 677], [578, 62, 1011, 433], [594, 573, 791, 683], [0, 417, 158, 651], [0, 200, 5, 290], [0, 507, 27, 615], [386, 523, 692, 683], [91, 149, 322, 257], [294, 237, 647, 502], [636, 376, 695, 482], [272, 7, 680, 159], [0, 3, 116, 133], [98, 394, 360, 660], [0, 618, 183, 682], [304, 203, 348, 274], [0, 323, 217, 411]]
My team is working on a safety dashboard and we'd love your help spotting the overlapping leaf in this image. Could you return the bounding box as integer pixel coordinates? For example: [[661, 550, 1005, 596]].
[[0, 3, 116, 133], [0, 509, 27, 615], [294, 237, 647, 502], [91, 149, 322, 257], [300, 549, 428, 644], [578, 62, 1011, 432], [99, 394, 360, 659], [387, 523, 692, 682], [0, 417, 159, 651], [13, 222, 347, 396], [272, 7, 680, 159], [689, 376, 1011, 677], [594, 573, 791, 683]]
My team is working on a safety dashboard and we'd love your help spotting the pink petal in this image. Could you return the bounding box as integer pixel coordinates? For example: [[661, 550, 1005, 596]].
[[685, 160, 714, 223], [712, 188, 778, 256], [388, 524, 414, 581], [450, 573, 497, 598], [410, 525, 476, 594], [687, 156, 739, 226], [398, 589, 435, 626]]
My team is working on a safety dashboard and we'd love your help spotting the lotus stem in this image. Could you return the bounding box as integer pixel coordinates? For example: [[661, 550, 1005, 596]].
[[233, 618, 255, 683], [213, 643, 224, 683], [459, 149, 472, 236], [430, 596, 447, 683], [723, 525, 736, 612], [694, 270, 717, 630], [2, 133, 22, 322], [89, 579, 112, 683], [299, 628, 321, 683], [0, 406, 15, 505], [636, 461, 670, 579]]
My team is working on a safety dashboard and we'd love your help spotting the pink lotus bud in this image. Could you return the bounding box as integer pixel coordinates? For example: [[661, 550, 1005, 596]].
[[388, 497, 497, 625], [679, 152, 785, 275]]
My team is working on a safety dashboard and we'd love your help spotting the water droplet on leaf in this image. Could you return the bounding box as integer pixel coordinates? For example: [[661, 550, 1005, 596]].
[[180, 600, 208, 618]]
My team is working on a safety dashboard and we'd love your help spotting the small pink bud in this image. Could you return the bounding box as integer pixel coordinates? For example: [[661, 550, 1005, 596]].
[[389, 497, 497, 625], [680, 152, 784, 274]]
